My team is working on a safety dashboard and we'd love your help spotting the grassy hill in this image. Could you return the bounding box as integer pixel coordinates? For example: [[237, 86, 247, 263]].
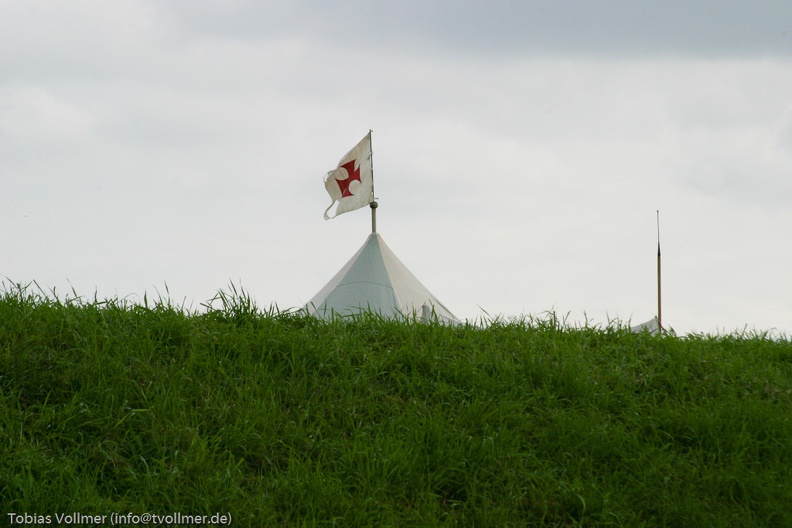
[[1, 283, 791, 527]]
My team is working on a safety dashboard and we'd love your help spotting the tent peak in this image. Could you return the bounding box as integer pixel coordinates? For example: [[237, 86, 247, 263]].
[[306, 232, 458, 324]]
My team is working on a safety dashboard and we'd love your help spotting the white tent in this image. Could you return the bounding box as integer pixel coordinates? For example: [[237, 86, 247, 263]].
[[305, 233, 459, 324], [630, 316, 661, 335]]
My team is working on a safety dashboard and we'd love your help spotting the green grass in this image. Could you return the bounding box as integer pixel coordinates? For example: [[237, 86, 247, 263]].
[[1, 282, 791, 526]]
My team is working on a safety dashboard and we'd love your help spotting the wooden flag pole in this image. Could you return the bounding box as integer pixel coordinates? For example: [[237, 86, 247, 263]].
[[657, 210, 662, 332]]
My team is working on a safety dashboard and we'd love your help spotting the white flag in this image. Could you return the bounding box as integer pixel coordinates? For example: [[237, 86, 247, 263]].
[[323, 132, 373, 220]]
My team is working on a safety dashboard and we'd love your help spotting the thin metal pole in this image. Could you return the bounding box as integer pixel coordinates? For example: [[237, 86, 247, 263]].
[[368, 129, 377, 233], [657, 210, 662, 332], [368, 129, 375, 205]]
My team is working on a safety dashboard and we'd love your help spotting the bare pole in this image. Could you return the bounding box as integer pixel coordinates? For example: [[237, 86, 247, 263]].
[[657, 210, 662, 332]]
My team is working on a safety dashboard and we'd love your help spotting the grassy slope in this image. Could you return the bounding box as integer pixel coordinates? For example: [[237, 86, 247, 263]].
[[1, 285, 791, 527]]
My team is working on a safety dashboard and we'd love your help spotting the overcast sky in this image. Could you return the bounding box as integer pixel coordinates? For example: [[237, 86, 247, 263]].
[[2, 0, 791, 335]]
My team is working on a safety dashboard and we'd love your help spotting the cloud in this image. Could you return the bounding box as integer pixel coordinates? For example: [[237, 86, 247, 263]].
[[0, 84, 96, 146], [155, 0, 792, 58]]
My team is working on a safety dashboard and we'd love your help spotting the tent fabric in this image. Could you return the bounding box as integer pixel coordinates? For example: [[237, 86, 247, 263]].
[[630, 316, 661, 334], [306, 233, 459, 324]]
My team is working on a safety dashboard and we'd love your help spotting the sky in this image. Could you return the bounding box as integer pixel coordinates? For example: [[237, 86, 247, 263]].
[[2, 0, 791, 336]]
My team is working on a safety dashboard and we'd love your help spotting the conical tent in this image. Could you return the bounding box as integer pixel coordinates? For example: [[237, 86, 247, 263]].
[[306, 233, 459, 324], [630, 316, 661, 335]]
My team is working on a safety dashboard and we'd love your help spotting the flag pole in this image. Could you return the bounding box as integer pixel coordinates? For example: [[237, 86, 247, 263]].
[[657, 210, 662, 332], [368, 129, 377, 234]]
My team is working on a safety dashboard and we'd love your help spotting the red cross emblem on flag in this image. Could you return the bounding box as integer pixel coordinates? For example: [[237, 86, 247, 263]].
[[323, 132, 373, 219]]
